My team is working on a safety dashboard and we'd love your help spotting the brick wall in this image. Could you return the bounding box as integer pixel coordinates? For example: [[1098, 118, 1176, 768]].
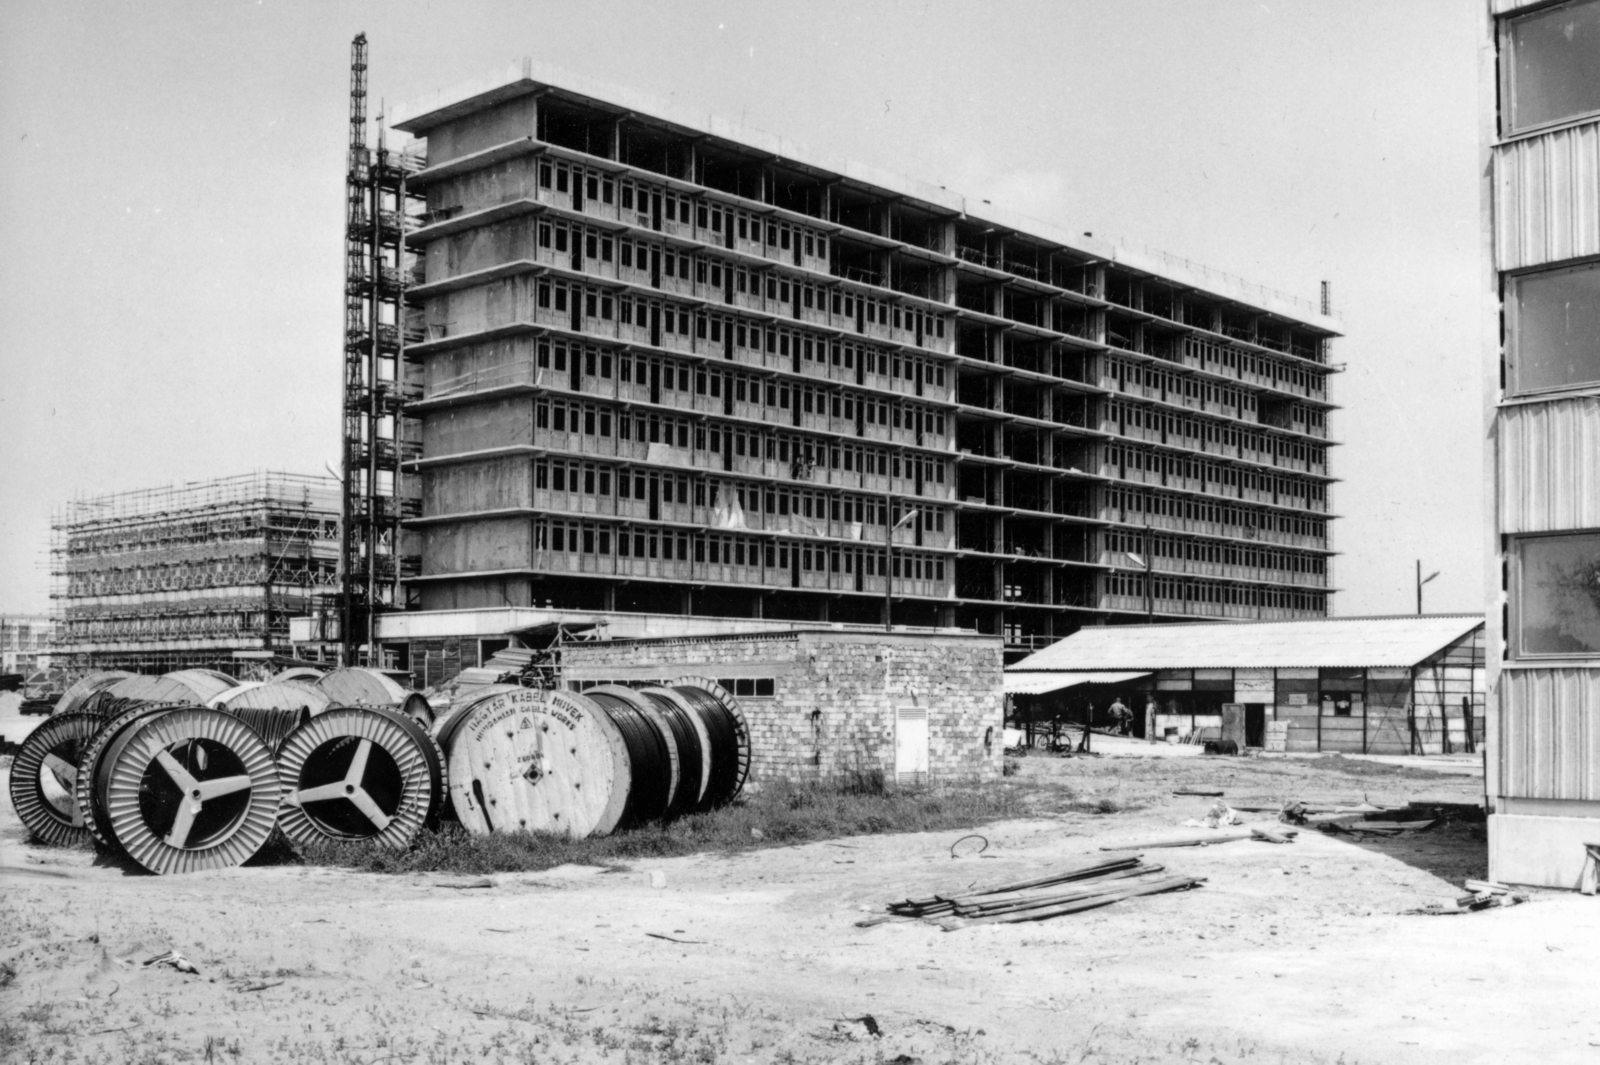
[[563, 630, 1004, 787]]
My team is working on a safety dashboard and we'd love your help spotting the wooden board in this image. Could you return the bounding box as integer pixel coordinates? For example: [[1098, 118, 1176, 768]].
[[441, 688, 630, 839]]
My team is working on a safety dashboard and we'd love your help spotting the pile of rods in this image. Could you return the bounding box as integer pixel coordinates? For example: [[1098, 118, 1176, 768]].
[[883, 855, 1205, 929]]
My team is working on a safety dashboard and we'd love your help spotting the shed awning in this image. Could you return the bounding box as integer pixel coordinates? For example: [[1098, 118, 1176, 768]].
[[1004, 671, 1151, 695]]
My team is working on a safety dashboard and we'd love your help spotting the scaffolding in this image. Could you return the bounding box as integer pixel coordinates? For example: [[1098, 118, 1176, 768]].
[[50, 472, 342, 675], [338, 32, 425, 663]]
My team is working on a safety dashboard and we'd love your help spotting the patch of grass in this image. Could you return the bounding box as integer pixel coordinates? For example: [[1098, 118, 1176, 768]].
[[301, 776, 1039, 876]]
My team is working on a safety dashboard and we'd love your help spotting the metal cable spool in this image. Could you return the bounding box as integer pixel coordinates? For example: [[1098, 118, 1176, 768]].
[[634, 687, 710, 816], [586, 686, 681, 822], [83, 707, 281, 875], [52, 671, 132, 716], [275, 706, 444, 851], [667, 679, 751, 809], [8, 712, 103, 846], [583, 689, 674, 829], [398, 692, 436, 731], [160, 670, 238, 705], [73, 701, 187, 851], [436, 685, 631, 838], [272, 666, 325, 686]]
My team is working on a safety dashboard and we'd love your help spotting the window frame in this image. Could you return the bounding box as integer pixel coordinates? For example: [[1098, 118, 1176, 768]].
[[1504, 258, 1600, 396], [1509, 529, 1600, 661], [1500, 0, 1600, 137]]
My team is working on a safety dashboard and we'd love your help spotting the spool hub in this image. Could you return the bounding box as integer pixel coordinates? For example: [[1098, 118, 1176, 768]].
[[276, 707, 444, 850]]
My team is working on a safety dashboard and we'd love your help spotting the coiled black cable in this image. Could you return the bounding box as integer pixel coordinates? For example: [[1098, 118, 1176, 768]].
[[641, 691, 704, 816], [586, 691, 673, 829], [220, 705, 311, 755], [673, 686, 744, 809]]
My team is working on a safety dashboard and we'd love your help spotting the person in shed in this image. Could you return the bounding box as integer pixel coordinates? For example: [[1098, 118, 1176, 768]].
[[1108, 696, 1132, 735]]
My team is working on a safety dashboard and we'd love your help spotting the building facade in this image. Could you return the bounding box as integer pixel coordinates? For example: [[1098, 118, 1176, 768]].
[[1482, 0, 1600, 887], [390, 63, 1340, 661], [0, 614, 54, 675], [52, 473, 341, 674]]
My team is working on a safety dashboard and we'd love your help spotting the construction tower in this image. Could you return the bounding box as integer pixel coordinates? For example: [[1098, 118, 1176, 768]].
[[339, 33, 423, 664]]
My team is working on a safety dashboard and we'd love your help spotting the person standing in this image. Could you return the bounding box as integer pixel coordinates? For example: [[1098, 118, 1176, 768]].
[[1108, 696, 1131, 736]]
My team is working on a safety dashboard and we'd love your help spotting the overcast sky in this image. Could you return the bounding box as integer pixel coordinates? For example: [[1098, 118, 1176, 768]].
[[0, 0, 1483, 619]]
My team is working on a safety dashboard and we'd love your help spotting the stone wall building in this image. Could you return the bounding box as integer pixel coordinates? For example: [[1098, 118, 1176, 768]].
[[561, 629, 1003, 787]]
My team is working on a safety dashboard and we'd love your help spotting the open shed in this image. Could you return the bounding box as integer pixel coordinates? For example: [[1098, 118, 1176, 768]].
[[1008, 615, 1485, 755]]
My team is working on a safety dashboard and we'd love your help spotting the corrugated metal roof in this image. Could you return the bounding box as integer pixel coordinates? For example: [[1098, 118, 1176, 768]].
[[1005, 671, 1151, 695], [1010, 615, 1485, 671]]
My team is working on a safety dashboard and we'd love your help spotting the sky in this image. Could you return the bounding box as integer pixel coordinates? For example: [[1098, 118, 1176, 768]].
[[0, 0, 1485, 619]]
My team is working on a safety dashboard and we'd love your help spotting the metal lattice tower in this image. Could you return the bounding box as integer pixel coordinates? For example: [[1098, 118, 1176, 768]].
[[339, 33, 423, 665]]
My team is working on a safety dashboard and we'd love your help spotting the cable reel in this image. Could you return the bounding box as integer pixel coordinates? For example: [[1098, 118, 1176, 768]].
[[8, 712, 102, 846], [275, 706, 444, 850]]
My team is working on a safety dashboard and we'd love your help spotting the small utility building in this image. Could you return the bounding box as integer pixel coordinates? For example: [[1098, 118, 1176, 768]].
[[1007, 615, 1484, 755]]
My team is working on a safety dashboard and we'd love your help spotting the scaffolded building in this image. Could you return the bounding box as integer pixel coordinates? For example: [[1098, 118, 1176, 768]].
[[387, 62, 1340, 659], [51, 473, 341, 674]]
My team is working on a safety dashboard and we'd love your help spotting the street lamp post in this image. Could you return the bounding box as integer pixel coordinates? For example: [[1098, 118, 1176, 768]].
[[1416, 560, 1439, 615], [884, 494, 918, 631]]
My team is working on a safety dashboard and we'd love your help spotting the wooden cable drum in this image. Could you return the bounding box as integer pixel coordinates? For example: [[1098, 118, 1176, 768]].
[[52, 671, 132, 716], [584, 686, 676, 826], [436, 686, 632, 839], [316, 667, 409, 707], [275, 706, 444, 850], [664, 678, 751, 808], [8, 712, 103, 846], [81, 707, 281, 875]]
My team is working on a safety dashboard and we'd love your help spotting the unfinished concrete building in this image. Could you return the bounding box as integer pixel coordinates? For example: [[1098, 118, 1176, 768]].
[[385, 62, 1341, 661], [51, 473, 341, 674]]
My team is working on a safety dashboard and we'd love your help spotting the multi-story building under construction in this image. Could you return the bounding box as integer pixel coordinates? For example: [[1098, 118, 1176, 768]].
[[51, 473, 341, 674], [381, 62, 1341, 660]]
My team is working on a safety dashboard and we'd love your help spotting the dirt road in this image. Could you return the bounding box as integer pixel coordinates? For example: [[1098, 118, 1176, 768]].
[[4, 750, 1596, 1064]]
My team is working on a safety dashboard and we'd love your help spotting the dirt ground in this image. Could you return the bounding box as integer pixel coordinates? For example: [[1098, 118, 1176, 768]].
[[4, 746, 1599, 1065]]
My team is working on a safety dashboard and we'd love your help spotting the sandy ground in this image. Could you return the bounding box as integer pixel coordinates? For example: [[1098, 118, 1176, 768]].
[[3, 750, 1598, 1065]]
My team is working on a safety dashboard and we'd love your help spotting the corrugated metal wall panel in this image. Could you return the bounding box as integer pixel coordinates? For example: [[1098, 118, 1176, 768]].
[[1495, 121, 1600, 271], [1500, 668, 1600, 800], [1498, 396, 1600, 532]]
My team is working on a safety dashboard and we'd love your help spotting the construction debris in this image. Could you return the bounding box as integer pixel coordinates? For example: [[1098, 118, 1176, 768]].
[[1408, 881, 1530, 916], [874, 855, 1204, 930], [1100, 827, 1297, 851]]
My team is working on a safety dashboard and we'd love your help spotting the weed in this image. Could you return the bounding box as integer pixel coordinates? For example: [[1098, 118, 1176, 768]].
[[300, 776, 1040, 876], [0, 962, 14, 990]]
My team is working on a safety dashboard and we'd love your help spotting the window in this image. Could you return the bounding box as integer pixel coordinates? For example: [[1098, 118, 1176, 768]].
[[1507, 262, 1600, 394], [1513, 532, 1600, 657], [1503, 0, 1600, 134]]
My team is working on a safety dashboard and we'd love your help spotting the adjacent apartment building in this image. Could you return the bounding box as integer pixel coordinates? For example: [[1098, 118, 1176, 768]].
[[1482, 0, 1600, 887], [388, 63, 1341, 660]]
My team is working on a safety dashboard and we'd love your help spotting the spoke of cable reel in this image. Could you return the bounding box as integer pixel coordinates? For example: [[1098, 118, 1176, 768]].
[[275, 706, 443, 851], [8, 712, 102, 846], [87, 707, 281, 875]]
